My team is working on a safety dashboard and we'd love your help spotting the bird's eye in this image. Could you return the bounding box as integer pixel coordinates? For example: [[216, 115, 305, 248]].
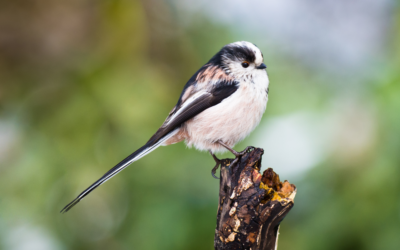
[[241, 61, 249, 68]]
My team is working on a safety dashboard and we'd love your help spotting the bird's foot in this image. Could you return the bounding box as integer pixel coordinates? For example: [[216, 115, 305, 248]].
[[230, 146, 255, 158], [210, 144, 256, 178], [217, 140, 255, 158], [210, 151, 221, 179], [217, 142, 256, 172]]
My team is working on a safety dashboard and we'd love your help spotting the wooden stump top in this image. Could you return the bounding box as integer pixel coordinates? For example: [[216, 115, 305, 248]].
[[214, 148, 296, 250]]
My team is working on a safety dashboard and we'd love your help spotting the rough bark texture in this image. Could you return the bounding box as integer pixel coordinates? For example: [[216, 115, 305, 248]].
[[214, 148, 296, 250]]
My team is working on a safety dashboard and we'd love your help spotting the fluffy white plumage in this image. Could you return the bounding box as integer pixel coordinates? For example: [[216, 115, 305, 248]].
[[165, 41, 269, 153]]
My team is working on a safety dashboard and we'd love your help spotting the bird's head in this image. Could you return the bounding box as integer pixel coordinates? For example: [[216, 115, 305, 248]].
[[208, 41, 267, 80]]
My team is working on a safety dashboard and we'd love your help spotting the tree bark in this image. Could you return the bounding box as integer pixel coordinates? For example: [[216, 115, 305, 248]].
[[214, 148, 296, 250]]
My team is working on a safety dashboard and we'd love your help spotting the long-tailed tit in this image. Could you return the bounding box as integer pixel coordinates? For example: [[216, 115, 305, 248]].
[[61, 41, 269, 213]]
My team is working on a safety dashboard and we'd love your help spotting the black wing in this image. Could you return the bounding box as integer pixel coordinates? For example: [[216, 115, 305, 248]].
[[147, 82, 239, 144]]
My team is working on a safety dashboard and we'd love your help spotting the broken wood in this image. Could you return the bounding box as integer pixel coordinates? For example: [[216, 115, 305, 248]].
[[214, 148, 296, 250]]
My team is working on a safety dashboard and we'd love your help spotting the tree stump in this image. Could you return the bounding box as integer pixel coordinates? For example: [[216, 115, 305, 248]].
[[214, 148, 296, 250]]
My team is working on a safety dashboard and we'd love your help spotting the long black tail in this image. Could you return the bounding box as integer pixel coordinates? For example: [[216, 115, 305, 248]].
[[60, 129, 179, 213]]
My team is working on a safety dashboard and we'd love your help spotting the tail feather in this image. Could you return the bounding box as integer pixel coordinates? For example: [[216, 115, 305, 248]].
[[60, 129, 179, 213]]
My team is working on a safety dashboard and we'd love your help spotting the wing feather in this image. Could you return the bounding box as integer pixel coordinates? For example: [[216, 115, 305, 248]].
[[146, 82, 238, 145]]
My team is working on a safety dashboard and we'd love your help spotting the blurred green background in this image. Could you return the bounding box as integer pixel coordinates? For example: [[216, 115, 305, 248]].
[[1, 0, 400, 249]]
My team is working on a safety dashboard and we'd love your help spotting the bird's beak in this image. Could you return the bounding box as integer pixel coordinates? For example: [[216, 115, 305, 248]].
[[256, 63, 267, 69]]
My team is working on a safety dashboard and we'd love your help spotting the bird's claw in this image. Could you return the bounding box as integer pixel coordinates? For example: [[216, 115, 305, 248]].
[[209, 146, 255, 179], [234, 146, 255, 157], [211, 163, 220, 179], [226, 146, 254, 173], [210, 150, 221, 179]]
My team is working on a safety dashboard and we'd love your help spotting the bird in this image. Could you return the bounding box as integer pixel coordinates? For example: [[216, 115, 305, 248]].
[[61, 41, 269, 213]]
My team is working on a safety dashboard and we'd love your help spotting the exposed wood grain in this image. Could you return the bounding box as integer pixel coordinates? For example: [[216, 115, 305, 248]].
[[214, 148, 296, 250]]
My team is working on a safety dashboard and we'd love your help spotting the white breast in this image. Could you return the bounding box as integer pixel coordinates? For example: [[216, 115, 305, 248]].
[[184, 71, 269, 153]]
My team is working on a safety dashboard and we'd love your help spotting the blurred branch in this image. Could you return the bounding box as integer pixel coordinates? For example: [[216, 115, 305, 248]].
[[214, 148, 296, 250]]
